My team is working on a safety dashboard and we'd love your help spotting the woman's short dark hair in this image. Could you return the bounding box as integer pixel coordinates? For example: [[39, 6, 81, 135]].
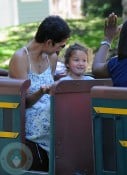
[[35, 15, 71, 43]]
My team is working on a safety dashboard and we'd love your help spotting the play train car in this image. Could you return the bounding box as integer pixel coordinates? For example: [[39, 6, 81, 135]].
[[0, 74, 127, 175]]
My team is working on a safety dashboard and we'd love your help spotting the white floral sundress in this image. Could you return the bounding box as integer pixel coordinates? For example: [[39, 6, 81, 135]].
[[24, 47, 54, 153]]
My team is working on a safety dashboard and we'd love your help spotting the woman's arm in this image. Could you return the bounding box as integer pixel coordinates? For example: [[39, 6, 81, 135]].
[[92, 12, 119, 78], [26, 85, 51, 108], [49, 53, 58, 76]]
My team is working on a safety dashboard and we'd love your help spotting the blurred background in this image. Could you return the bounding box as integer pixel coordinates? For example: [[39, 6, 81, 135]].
[[0, 0, 123, 28], [0, 0, 125, 72]]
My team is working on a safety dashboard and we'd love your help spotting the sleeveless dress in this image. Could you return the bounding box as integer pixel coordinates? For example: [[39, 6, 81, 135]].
[[24, 47, 54, 153]]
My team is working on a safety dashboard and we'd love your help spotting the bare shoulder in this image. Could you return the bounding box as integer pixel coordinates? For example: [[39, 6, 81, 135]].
[[10, 48, 26, 61], [9, 48, 28, 79]]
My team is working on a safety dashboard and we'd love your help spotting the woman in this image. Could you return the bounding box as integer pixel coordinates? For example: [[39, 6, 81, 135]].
[[92, 13, 127, 87], [9, 15, 71, 171]]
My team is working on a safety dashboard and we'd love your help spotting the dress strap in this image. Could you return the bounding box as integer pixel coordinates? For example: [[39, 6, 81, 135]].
[[24, 46, 32, 72]]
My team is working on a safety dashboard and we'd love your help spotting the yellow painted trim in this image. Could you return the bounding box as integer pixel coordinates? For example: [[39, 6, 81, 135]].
[[0, 131, 19, 138], [0, 102, 19, 108], [119, 140, 127, 147], [94, 107, 127, 115]]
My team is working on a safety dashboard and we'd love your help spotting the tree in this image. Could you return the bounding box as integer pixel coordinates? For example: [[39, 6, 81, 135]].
[[82, 0, 122, 17]]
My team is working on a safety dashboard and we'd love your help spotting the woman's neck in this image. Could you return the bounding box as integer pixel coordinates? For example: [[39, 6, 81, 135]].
[[26, 40, 44, 57]]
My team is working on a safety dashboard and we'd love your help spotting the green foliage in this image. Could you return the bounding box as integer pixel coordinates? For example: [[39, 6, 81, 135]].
[[0, 16, 122, 69], [82, 0, 122, 17], [67, 17, 104, 48], [0, 22, 39, 69], [83, 1, 110, 17]]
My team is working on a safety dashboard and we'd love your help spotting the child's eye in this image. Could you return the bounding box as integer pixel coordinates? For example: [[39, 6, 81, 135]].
[[73, 58, 79, 61]]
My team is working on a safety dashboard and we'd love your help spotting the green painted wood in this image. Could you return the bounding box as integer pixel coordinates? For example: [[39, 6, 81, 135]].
[[0, 95, 20, 102], [92, 98, 127, 109], [49, 96, 55, 175], [0, 95, 22, 175], [92, 97, 127, 175], [23, 170, 48, 175], [93, 117, 103, 175], [0, 109, 3, 130]]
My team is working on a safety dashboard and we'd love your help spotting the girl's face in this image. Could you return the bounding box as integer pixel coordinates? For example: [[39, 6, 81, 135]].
[[67, 50, 88, 78]]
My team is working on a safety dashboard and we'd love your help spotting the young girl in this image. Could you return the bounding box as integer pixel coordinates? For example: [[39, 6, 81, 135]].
[[59, 43, 94, 81]]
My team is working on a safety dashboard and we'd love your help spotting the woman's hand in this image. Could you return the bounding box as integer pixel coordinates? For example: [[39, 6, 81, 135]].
[[40, 85, 51, 94], [104, 12, 119, 42]]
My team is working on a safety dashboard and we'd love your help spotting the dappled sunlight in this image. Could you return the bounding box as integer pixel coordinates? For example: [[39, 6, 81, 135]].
[[0, 17, 121, 70], [0, 30, 9, 42], [0, 59, 10, 69]]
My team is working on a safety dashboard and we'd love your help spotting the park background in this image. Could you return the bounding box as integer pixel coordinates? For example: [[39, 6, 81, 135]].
[[0, 0, 125, 72]]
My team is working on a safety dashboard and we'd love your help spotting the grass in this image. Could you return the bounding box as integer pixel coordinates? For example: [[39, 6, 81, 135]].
[[0, 16, 122, 70]]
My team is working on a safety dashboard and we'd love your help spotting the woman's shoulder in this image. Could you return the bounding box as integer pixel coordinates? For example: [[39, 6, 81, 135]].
[[108, 55, 118, 62], [9, 48, 28, 71], [11, 48, 26, 61], [9, 48, 28, 78]]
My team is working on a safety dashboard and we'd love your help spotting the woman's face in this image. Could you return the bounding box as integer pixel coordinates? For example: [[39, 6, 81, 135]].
[[67, 50, 88, 77], [46, 39, 68, 55]]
